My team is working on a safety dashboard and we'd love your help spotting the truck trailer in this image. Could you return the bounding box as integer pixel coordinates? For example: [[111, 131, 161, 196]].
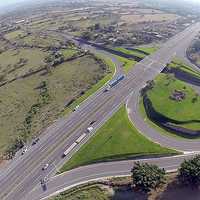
[[108, 75, 125, 88]]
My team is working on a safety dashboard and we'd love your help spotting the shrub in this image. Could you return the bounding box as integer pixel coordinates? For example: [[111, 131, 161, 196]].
[[178, 155, 200, 187], [131, 162, 166, 192]]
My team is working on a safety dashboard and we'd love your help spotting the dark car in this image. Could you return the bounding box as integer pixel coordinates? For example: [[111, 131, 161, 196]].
[[90, 120, 96, 125], [32, 138, 40, 145]]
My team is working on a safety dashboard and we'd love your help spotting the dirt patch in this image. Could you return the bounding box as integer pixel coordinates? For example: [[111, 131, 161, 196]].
[[0, 159, 9, 170]]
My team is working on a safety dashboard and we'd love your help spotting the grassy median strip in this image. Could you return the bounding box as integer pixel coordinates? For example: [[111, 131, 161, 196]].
[[60, 105, 177, 172]]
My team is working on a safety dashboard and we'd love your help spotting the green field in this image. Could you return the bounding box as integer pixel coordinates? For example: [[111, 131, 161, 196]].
[[144, 72, 200, 131], [60, 106, 177, 172], [0, 54, 109, 154]]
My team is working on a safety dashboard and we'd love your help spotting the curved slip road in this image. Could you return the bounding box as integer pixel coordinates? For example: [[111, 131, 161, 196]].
[[26, 154, 194, 200], [1, 22, 200, 200], [127, 89, 200, 152]]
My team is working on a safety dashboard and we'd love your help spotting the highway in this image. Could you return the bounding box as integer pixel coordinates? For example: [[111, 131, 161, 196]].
[[0, 22, 200, 200]]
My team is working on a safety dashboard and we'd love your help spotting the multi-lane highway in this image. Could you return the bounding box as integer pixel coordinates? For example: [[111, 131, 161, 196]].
[[1, 22, 200, 200]]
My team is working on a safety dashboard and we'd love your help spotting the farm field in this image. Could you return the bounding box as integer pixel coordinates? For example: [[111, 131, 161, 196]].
[[0, 48, 48, 81], [60, 106, 177, 172], [4, 30, 27, 40], [0, 53, 110, 155], [121, 13, 179, 24], [18, 34, 64, 48]]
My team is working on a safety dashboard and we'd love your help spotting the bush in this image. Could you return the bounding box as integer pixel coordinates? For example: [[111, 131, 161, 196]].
[[178, 155, 200, 187], [131, 162, 166, 192]]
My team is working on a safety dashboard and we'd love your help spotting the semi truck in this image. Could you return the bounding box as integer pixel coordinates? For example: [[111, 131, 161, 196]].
[[105, 75, 125, 92], [109, 75, 125, 88], [62, 133, 87, 157]]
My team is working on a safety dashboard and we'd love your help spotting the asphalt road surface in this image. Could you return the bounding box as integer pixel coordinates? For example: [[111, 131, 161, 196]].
[[0, 22, 200, 200], [27, 154, 194, 200]]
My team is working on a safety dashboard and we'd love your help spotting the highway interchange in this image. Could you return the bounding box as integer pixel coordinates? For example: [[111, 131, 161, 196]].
[[1, 22, 200, 200]]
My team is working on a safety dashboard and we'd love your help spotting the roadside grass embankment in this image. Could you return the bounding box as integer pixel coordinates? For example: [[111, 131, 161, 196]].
[[60, 105, 177, 173], [114, 47, 157, 73], [52, 172, 199, 200]]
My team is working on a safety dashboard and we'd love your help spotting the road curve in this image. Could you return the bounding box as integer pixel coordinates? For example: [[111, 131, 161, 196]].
[[26, 154, 194, 200], [127, 89, 200, 152]]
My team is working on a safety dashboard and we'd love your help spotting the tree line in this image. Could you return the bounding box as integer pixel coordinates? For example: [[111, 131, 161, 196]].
[[131, 155, 200, 193]]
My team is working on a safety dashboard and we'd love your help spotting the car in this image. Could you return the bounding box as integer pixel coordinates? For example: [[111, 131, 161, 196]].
[[42, 163, 49, 170], [40, 177, 48, 185], [90, 120, 96, 125], [87, 126, 94, 133], [32, 138, 40, 145], [21, 146, 28, 155], [73, 105, 80, 112], [104, 87, 110, 92]]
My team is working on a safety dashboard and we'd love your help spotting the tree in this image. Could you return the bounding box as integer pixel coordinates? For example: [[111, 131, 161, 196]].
[[178, 155, 200, 187], [81, 31, 92, 40], [131, 162, 166, 192], [94, 23, 100, 30]]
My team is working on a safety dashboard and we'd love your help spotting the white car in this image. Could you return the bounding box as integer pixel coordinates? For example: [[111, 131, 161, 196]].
[[73, 105, 80, 112], [87, 126, 94, 133], [42, 163, 49, 170]]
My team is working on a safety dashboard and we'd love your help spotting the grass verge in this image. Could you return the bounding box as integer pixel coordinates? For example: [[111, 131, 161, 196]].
[[136, 46, 158, 54], [113, 47, 157, 74], [51, 184, 109, 200], [169, 59, 200, 79], [60, 105, 178, 172]]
